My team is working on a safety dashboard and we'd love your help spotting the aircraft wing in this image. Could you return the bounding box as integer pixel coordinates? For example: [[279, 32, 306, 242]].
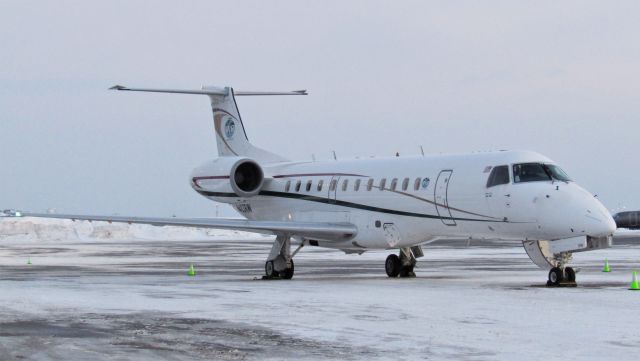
[[613, 229, 640, 239], [19, 212, 357, 241]]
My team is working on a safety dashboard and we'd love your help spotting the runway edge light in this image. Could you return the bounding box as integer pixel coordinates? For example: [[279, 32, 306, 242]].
[[188, 264, 196, 277], [630, 271, 639, 291], [602, 259, 611, 273]]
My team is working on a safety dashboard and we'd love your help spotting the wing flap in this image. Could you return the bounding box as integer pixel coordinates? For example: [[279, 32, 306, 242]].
[[20, 213, 356, 241]]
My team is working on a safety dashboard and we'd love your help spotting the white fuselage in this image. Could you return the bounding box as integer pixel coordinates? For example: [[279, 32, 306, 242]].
[[190, 150, 616, 251]]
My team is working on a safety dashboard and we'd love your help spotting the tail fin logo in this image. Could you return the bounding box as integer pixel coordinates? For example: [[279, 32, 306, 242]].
[[224, 117, 236, 139]]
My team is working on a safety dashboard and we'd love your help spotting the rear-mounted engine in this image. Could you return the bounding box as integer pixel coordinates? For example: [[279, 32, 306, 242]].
[[191, 157, 265, 197], [230, 159, 264, 197]]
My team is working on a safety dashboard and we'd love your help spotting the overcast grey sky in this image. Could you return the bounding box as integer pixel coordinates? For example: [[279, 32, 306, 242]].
[[1, 1, 639, 217]]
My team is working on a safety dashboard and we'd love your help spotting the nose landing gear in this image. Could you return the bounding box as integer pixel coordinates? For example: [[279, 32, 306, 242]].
[[547, 266, 577, 287]]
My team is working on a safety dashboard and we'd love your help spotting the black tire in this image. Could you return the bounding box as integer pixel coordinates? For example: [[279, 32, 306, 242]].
[[400, 264, 416, 278], [281, 260, 295, 280], [548, 267, 563, 286], [565, 267, 576, 283], [265, 261, 277, 278], [385, 254, 401, 278]]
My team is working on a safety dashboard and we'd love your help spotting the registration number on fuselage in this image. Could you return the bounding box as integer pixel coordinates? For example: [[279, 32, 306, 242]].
[[236, 202, 253, 214]]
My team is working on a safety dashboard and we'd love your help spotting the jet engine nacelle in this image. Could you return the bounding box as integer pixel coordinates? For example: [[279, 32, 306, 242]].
[[613, 211, 640, 230], [192, 157, 265, 197]]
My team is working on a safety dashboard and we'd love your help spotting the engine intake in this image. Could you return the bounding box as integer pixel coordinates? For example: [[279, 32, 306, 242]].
[[230, 159, 264, 197]]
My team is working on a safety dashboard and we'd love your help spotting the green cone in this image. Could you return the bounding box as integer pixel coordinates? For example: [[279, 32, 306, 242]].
[[27, 257, 32, 265], [630, 271, 639, 291], [602, 259, 611, 273], [188, 264, 196, 277]]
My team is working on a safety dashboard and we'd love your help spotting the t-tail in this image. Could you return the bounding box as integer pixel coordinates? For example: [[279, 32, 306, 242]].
[[109, 85, 307, 163]]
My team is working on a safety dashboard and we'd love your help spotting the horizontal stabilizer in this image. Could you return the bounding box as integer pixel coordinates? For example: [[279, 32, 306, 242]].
[[109, 85, 307, 96], [234, 90, 307, 96]]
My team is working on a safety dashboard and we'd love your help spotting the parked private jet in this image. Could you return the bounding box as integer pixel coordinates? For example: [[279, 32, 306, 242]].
[[23, 85, 619, 286]]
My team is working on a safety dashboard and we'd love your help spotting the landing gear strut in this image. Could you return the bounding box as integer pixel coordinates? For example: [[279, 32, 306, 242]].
[[385, 246, 422, 278], [263, 235, 297, 280]]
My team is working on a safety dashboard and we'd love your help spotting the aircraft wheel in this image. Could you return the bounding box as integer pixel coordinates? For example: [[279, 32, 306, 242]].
[[548, 267, 563, 286], [565, 267, 576, 283], [385, 254, 401, 278], [399, 264, 416, 278], [280, 260, 294, 280], [265, 260, 277, 278]]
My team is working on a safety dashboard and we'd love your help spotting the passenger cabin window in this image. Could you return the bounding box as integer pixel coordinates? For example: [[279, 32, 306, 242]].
[[306, 180, 312, 191], [330, 179, 337, 191], [285, 180, 291, 192], [342, 179, 349, 191], [486, 165, 510, 188], [379, 178, 386, 191], [390, 178, 398, 191], [402, 178, 409, 191], [414, 177, 421, 190], [317, 180, 323, 191], [354, 179, 361, 191], [295, 180, 301, 192], [367, 179, 374, 191]]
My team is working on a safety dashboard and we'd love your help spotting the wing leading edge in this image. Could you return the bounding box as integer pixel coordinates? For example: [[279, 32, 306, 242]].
[[20, 213, 357, 241]]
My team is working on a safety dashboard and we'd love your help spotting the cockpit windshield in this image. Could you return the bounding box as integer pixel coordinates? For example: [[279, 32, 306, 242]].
[[545, 164, 571, 182], [513, 163, 571, 183]]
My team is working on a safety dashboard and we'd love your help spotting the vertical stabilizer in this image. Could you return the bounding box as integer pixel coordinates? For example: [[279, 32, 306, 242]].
[[109, 84, 306, 163], [204, 86, 288, 162]]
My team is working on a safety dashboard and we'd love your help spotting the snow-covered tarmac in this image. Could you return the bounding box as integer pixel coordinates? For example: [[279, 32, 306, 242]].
[[1, 219, 639, 360]]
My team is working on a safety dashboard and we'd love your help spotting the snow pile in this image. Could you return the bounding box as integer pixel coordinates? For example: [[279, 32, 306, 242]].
[[0, 217, 267, 242]]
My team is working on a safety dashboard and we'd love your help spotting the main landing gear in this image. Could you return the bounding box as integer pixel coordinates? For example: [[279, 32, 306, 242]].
[[263, 235, 301, 280], [385, 246, 423, 278]]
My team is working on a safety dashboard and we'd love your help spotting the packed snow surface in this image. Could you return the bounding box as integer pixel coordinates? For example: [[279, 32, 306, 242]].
[[0, 217, 265, 242], [0, 217, 639, 360]]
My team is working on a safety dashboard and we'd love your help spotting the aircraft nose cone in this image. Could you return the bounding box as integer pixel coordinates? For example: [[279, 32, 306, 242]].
[[585, 199, 617, 237], [604, 212, 617, 234], [535, 183, 616, 239]]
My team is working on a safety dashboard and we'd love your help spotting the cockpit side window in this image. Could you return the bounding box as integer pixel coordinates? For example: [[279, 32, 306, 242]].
[[513, 163, 551, 183], [486, 165, 510, 188]]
